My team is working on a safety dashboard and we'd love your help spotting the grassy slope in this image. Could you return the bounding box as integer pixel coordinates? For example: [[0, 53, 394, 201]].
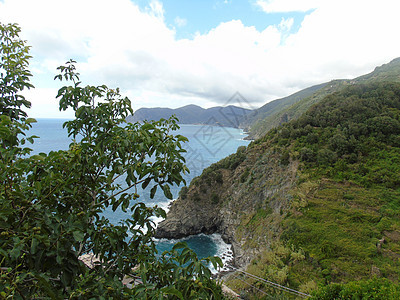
[[282, 82, 400, 283]]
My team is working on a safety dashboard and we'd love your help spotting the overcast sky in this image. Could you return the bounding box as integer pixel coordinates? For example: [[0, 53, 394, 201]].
[[1, 0, 400, 118]]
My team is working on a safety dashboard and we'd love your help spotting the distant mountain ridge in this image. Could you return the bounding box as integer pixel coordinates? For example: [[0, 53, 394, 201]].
[[127, 104, 252, 128], [128, 58, 400, 139]]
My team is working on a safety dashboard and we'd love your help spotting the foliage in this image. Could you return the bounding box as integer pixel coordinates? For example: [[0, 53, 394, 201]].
[[0, 23, 223, 299], [274, 83, 400, 292], [225, 82, 400, 297], [201, 168, 224, 186], [226, 243, 306, 299], [244, 82, 329, 140], [240, 167, 250, 183], [0, 23, 33, 120], [178, 186, 189, 200], [211, 193, 220, 204], [213, 145, 247, 171], [311, 277, 400, 300], [274, 82, 400, 188], [248, 57, 400, 140], [247, 80, 348, 139]]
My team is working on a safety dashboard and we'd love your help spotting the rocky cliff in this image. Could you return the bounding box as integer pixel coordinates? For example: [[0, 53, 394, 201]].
[[156, 144, 299, 267]]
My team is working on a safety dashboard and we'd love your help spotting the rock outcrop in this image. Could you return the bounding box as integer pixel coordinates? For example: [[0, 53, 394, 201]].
[[154, 198, 221, 239], [155, 144, 299, 267]]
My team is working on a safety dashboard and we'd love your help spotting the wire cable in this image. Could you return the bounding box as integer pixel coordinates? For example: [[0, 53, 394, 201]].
[[228, 266, 310, 298], [233, 273, 274, 299]]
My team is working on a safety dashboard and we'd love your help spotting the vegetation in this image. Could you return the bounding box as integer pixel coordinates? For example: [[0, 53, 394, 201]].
[[243, 82, 330, 139], [311, 277, 400, 299], [214, 145, 247, 171], [246, 57, 400, 140], [281, 83, 400, 292], [184, 78, 400, 297], [5, 20, 400, 300], [280, 82, 400, 187], [0, 23, 223, 299], [243, 82, 400, 296]]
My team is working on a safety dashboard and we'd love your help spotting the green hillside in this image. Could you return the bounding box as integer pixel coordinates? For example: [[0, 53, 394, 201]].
[[240, 82, 328, 136], [231, 82, 400, 296], [244, 58, 400, 140], [246, 80, 347, 139], [157, 78, 400, 298], [262, 82, 400, 285], [356, 57, 400, 83]]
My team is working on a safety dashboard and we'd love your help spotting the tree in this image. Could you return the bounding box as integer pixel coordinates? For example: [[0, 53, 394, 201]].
[[0, 23, 222, 299], [0, 23, 33, 121]]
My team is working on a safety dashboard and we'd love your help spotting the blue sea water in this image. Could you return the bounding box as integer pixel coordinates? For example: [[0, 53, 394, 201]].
[[29, 119, 250, 269]]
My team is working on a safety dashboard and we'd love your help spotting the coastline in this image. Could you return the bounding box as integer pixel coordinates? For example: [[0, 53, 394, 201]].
[[154, 199, 235, 274]]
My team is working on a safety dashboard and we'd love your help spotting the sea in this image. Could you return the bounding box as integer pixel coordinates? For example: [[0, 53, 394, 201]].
[[29, 118, 250, 271]]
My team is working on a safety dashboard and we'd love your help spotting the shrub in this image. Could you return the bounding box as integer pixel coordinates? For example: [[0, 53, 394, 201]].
[[300, 147, 315, 162], [211, 193, 220, 204]]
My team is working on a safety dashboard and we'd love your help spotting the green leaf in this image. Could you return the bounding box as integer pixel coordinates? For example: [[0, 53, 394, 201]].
[[162, 185, 173, 199], [142, 178, 151, 189], [26, 117, 37, 124], [172, 242, 188, 251], [32, 272, 63, 300], [0, 24, 204, 298], [10, 243, 22, 260], [150, 185, 157, 199], [30, 237, 39, 254], [161, 286, 184, 300], [73, 230, 84, 242], [141, 123, 155, 131]]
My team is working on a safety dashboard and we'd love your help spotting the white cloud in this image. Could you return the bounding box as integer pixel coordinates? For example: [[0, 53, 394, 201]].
[[174, 16, 187, 27], [1, 0, 400, 118], [279, 18, 294, 31], [23, 88, 75, 118], [256, 0, 319, 13], [148, 0, 164, 20]]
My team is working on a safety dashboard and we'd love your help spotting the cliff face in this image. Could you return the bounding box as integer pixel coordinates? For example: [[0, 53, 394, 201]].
[[156, 144, 299, 266]]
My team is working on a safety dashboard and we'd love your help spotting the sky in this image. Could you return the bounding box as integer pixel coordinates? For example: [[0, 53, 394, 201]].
[[1, 0, 400, 118]]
